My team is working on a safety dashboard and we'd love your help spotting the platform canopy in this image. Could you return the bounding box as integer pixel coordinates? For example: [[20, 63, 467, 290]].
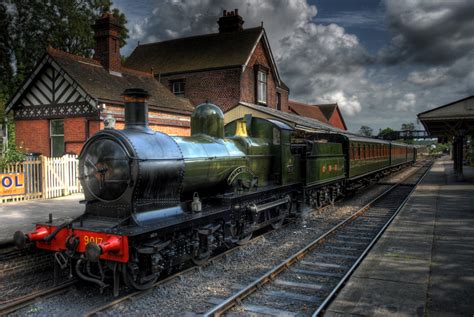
[[418, 95, 474, 178], [418, 95, 474, 139]]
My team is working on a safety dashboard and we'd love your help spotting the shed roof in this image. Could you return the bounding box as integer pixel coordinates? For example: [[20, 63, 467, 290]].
[[417, 95, 474, 137], [237, 102, 342, 132]]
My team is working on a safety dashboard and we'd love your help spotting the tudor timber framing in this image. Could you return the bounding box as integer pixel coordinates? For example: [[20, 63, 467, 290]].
[[6, 54, 98, 119]]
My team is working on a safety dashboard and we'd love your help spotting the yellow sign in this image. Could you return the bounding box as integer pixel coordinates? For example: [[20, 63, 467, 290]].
[[0, 173, 25, 196]]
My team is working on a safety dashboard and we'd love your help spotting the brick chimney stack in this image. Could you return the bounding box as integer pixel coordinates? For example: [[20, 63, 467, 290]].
[[217, 9, 244, 33], [93, 11, 122, 73]]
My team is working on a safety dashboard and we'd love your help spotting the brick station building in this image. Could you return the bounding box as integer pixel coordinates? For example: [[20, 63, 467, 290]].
[[6, 12, 193, 156], [6, 9, 347, 157], [124, 9, 290, 113]]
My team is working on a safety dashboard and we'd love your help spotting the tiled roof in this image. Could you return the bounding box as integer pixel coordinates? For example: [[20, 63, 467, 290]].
[[288, 100, 328, 123], [48, 48, 194, 114], [124, 27, 263, 74]]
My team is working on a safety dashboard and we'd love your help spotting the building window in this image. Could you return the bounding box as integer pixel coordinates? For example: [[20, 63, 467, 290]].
[[171, 80, 185, 97], [257, 70, 267, 104], [277, 92, 281, 110], [50, 119, 64, 157]]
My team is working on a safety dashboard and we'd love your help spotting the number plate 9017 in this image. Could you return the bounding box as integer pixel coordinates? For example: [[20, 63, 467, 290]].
[[83, 235, 103, 245]]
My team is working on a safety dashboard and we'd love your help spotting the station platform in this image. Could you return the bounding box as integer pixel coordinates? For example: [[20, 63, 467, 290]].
[[325, 158, 474, 316], [0, 193, 84, 244]]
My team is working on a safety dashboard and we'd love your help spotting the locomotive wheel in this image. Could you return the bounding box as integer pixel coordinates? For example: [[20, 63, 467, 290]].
[[122, 264, 158, 290], [271, 199, 290, 229], [236, 232, 253, 245], [192, 251, 210, 266], [271, 217, 285, 229], [329, 189, 337, 205]]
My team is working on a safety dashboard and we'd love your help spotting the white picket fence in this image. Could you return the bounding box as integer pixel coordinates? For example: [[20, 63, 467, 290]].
[[42, 155, 82, 199], [1, 154, 82, 203]]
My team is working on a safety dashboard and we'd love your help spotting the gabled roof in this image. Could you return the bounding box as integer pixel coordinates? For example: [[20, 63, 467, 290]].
[[7, 48, 194, 115], [125, 27, 263, 74], [315, 103, 347, 130], [124, 27, 287, 90], [288, 100, 328, 123]]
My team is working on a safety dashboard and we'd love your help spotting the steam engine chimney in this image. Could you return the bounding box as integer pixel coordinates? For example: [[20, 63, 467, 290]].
[[121, 88, 150, 130], [218, 9, 244, 33], [93, 10, 122, 72]]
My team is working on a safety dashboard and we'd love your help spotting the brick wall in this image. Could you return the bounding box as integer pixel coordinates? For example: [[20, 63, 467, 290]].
[[103, 103, 191, 136], [160, 68, 241, 112], [241, 41, 288, 110], [277, 87, 289, 112], [88, 120, 102, 136], [159, 41, 289, 114], [329, 110, 347, 130], [15, 119, 50, 155], [64, 117, 87, 154]]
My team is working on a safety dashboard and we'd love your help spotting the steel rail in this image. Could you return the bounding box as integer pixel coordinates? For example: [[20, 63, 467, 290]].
[[0, 279, 78, 316], [312, 160, 432, 316], [203, 161, 431, 316]]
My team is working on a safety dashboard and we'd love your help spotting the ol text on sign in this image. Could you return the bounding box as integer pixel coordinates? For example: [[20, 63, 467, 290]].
[[0, 173, 25, 196]]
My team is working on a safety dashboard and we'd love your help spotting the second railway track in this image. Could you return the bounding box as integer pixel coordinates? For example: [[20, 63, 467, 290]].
[[203, 160, 432, 317]]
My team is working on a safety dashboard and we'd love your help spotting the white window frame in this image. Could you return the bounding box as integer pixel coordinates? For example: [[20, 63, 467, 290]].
[[171, 80, 185, 97], [50, 119, 64, 157], [257, 70, 267, 104]]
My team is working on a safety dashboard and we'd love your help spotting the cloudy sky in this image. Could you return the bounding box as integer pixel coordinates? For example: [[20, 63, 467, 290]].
[[113, 0, 474, 133]]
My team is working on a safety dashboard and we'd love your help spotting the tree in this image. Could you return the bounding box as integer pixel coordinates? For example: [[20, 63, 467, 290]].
[[0, 2, 14, 108], [9, 0, 129, 90], [401, 122, 415, 131], [359, 125, 373, 137], [0, 1, 129, 162], [378, 127, 395, 140]]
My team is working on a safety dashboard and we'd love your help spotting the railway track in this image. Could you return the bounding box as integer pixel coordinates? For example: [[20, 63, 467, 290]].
[[0, 279, 78, 316], [203, 160, 432, 317], [1, 163, 425, 316]]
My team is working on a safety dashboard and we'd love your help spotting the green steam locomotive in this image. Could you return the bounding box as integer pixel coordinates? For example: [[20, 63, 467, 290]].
[[16, 89, 416, 293]]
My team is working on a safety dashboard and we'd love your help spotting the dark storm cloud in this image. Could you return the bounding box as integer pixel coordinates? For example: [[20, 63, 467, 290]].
[[382, 0, 474, 65], [115, 0, 474, 131]]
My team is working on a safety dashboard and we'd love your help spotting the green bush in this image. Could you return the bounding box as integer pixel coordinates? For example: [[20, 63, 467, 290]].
[[1, 120, 25, 169]]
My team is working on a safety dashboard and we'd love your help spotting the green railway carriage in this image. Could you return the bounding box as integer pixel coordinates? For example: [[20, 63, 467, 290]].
[[311, 133, 391, 180], [390, 142, 410, 167], [346, 137, 391, 179]]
